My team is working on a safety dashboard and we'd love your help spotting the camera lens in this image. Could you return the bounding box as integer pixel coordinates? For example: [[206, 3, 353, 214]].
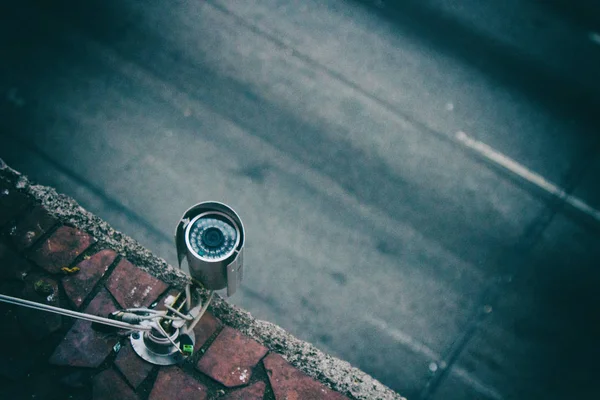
[[187, 214, 238, 261], [202, 227, 224, 248]]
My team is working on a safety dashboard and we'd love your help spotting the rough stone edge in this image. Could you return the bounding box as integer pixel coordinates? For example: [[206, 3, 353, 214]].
[[0, 160, 405, 400], [0, 161, 188, 287]]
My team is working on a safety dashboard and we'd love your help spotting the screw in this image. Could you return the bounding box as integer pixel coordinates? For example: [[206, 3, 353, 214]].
[[131, 332, 140, 340]]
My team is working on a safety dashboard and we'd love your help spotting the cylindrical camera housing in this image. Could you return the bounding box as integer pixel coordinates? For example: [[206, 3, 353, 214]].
[[175, 202, 244, 296]]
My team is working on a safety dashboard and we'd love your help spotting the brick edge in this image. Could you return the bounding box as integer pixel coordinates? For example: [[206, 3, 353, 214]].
[[0, 160, 404, 400]]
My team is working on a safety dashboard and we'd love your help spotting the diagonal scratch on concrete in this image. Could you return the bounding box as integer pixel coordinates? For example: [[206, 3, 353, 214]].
[[362, 315, 440, 362], [456, 131, 600, 226]]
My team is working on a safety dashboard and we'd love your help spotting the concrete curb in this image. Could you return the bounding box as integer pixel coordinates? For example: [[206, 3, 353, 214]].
[[0, 159, 404, 400]]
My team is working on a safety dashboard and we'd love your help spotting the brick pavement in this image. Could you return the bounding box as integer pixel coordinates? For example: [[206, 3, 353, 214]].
[[0, 173, 354, 399]]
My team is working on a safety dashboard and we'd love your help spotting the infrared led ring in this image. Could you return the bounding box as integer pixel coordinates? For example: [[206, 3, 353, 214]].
[[185, 212, 240, 262]]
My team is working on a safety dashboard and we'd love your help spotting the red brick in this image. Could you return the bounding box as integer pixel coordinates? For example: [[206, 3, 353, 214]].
[[193, 312, 221, 352], [29, 226, 95, 273], [196, 326, 268, 387], [6, 205, 57, 250], [17, 274, 62, 340], [63, 249, 117, 308], [49, 289, 118, 368], [263, 353, 349, 400], [105, 259, 168, 308], [93, 368, 139, 400], [149, 366, 208, 400], [223, 381, 266, 400], [0, 241, 31, 281], [114, 341, 153, 389], [0, 179, 31, 226], [60, 370, 90, 389], [84, 286, 119, 316]]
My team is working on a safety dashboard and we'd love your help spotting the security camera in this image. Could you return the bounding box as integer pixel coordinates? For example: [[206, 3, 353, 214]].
[[175, 201, 245, 297], [0, 201, 246, 366]]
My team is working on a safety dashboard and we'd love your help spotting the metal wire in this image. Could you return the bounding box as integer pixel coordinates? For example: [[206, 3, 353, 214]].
[[154, 321, 184, 355], [165, 304, 194, 321], [187, 291, 214, 332], [0, 287, 214, 350], [0, 294, 152, 332]]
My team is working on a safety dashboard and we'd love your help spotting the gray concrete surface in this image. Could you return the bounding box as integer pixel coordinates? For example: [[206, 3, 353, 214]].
[[1, 0, 599, 398]]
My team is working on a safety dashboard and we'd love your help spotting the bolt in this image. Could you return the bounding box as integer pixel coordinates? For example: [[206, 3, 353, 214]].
[[131, 332, 140, 340]]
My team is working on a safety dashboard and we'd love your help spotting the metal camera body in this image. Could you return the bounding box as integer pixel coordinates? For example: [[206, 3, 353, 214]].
[[175, 201, 245, 297]]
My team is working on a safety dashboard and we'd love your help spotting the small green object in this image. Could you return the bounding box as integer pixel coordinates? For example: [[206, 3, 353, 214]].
[[182, 344, 194, 355], [33, 280, 54, 296]]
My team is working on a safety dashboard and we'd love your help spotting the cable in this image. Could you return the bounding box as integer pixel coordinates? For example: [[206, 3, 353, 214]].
[[165, 304, 194, 321], [155, 321, 184, 355], [187, 291, 214, 332], [0, 294, 152, 332]]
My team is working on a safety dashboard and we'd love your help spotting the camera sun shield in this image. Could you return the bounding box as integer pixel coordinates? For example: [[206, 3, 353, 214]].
[[175, 202, 245, 296]]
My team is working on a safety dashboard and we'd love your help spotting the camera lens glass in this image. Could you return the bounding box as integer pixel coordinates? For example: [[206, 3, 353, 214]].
[[188, 214, 238, 260]]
